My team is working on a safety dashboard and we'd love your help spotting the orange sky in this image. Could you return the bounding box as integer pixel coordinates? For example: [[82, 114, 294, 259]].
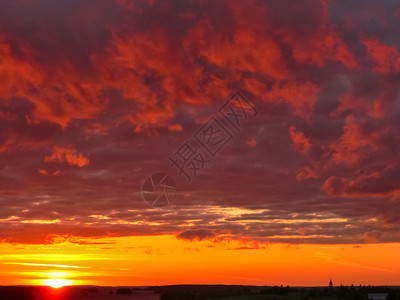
[[0, 236, 399, 287]]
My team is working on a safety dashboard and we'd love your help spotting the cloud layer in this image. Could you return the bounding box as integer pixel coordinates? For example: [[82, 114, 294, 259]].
[[0, 0, 400, 244]]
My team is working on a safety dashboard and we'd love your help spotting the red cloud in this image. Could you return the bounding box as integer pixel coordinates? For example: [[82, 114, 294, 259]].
[[168, 124, 183, 132], [328, 115, 385, 166], [246, 138, 257, 148], [333, 91, 388, 120], [45, 145, 89, 167], [0, 40, 106, 128], [296, 166, 319, 181], [289, 126, 311, 154], [286, 30, 359, 69], [323, 166, 400, 200], [197, 28, 289, 80], [363, 37, 400, 73], [245, 79, 320, 120]]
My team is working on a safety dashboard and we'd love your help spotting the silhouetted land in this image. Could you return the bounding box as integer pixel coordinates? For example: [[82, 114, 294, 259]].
[[0, 285, 399, 300], [0, 286, 159, 299], [151, 285, 400, 300]]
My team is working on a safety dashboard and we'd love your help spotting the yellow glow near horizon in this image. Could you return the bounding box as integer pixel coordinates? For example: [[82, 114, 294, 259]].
[[0, 235, 400, 286]]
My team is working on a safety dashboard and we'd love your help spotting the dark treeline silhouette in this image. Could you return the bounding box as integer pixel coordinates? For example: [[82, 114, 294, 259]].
[[116, 287, 133, 294], [0, 286, 36, 300], [150, 284, 400, 300], [150, 285, 253, 300], [0, 284, 399, 300]]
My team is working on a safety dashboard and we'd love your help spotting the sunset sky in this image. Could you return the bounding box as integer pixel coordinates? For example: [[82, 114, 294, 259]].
[[1, 0, 400, 287]]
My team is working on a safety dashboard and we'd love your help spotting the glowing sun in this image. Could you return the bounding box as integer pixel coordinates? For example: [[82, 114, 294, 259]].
[[43, 278, 72, 288]]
